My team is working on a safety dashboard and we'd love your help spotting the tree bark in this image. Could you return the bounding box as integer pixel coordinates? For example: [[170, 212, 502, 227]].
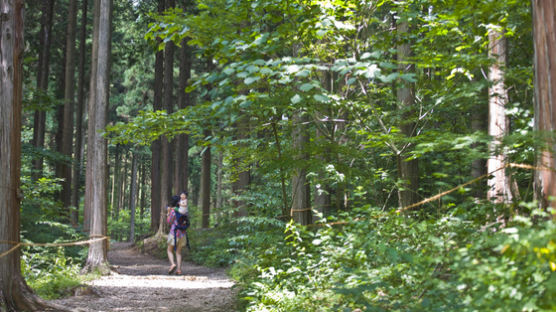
[[291, 112, 312, 225], [129, 152, 138, 242], [32, 0, 54, 180], [71, 0, 88, 226], [532, 0, 556, 214], [119, 151, 128, 212], [314, 127, 331, 220], [271, 121, 289, 218], [111, 146, 122, 218], [159, 0, 175, 233], [84, 0, 100, 233], [201, 131, 212, 228], [160, 0, 175, 226], [215, 150, 224, 222], [61, 0, 78, 220], [157, 0, 175, 235], [150, 0, 164, 232], [232, 117, 250, 218], [174, 39, 191, 194], [83, 0, 112, 274], [396, 20, 419, 208], [471, 92, 487, 199], [140, 158, 146, 219], [486, 29, 512, 203], [0, 2, 66, 310], [314, 71, 333, 219]]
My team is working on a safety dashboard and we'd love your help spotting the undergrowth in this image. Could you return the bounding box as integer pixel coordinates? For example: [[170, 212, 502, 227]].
[[21, 246, 98, 300], [188, 203, 556, 312]]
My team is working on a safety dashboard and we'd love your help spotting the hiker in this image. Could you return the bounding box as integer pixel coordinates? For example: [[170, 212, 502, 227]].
[[166, 193, 190, 275]]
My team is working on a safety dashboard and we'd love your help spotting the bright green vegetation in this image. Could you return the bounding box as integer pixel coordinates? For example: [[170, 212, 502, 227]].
[[190, 207, 555, 311], [18, 0, 556, 310]]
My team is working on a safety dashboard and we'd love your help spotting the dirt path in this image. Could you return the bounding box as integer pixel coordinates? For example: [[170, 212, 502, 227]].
[[51, 242, 237, 311]]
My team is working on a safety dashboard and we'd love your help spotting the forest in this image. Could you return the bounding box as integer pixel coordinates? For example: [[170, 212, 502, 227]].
[[1, 0, 555, 311]]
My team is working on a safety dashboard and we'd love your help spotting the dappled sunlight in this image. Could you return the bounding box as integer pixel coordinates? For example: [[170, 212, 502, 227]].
[[89, 274, 235, 290]]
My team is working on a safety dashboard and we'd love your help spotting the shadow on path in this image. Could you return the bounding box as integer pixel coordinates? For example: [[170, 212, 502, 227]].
[[51, 242, 237, 312]]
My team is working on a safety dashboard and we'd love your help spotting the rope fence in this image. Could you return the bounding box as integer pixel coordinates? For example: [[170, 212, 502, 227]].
[[397, 162, 554, 213], [0, 236, 110, 260], [1, 163, 553, 258], [301, 162, 554, 227]]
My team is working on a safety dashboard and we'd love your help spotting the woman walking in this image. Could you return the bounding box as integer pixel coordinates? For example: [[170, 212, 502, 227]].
[[166, 193, 189, 275]]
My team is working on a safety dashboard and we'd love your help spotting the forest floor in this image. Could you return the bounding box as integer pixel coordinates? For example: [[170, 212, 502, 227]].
[[50, 242, 237, 312]]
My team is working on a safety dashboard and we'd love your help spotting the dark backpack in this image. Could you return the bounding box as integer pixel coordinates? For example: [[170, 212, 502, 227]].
[[173, 209, 191, 251], [174, 209, 190, 231]]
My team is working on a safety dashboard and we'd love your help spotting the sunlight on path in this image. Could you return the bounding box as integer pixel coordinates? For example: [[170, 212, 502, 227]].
[[51, 242, 237, 312], [90, 274, 235, 290]]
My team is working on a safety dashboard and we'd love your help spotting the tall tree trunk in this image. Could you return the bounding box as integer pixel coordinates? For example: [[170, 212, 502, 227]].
[[201, 131, 212, 228], [140, 159, 147, 219], [83, 0, 112, 274], [109, 154, 116, 215], [150, 0, 164, 232], [112, 146, 121, 218], [486, 29, 512, 203], [232, 117, 250, 218], [157, 0, 175, 235], [471, 94, 487, 199], [291, 113, 312, 225], [396, 20, 419, 208], [71, 0, 88, 225], [174, 40, 191, 194], [0, 2, 65, 309], [532, 0, 556, 214], [139, 159, 146, 219], [314, 127, 331, 220], [215, 150, 224, 222], [119, 151, 128, 212], [271, 120, 289, 218], [314, 71, 333, 219], [129, 152, 138, 242], [61, 0, 78, 221], [84, 0, 100, 233], [32, 0, 54, 180]]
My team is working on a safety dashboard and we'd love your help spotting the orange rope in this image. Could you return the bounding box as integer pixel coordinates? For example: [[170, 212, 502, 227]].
[[0, 236, 110, 259]]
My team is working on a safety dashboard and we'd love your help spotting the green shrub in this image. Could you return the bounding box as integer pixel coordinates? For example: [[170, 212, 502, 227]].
[[192, 204, 555, 312], [108, 208, 151, 242], [237, 206, 555, 312], [21, 247, 92, 300]]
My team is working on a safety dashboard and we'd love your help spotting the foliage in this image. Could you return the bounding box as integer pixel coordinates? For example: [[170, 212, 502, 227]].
[[204, 205, 553, 312], [21, 247, 90, 300], [188, 216, 285, 268], [108, 207, 152, 242]]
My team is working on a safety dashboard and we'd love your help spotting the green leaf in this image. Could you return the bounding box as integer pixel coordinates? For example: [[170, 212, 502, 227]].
[[244, 76, 261, 85], [316, 29, 328, 37], [291, 94, 302, 104], [260, 67, 274, 75], [361, 52, 372, 60], [295, 69, 311, 78], [299, 83, 315, 92], [223, 67, 234, 75], [379, 73, 398, 83], [246, 65, 259, 73], [313, 94, 329, 103], [400, 73, 417, 83]]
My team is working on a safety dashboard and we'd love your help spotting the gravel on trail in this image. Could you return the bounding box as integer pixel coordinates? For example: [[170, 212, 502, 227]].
[[51, 242, 237, 312]]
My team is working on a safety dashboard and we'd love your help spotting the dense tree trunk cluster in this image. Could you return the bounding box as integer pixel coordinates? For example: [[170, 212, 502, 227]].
[[2, 0, 555, 307]]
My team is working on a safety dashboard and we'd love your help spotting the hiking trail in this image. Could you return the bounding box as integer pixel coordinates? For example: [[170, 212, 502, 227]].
[[51, 242, 237, 311]]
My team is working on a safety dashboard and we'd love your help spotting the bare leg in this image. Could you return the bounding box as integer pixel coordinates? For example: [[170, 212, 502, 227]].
[[176, 244, 183, 273], [167, 244, 176, 272]]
